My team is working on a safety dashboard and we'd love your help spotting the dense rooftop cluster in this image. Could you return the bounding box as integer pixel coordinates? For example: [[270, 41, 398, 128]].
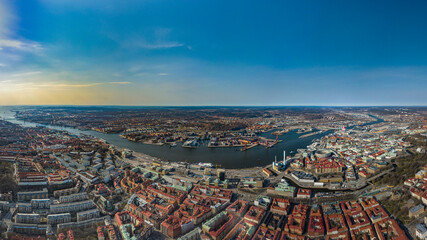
[[14, 107, 377, 151], [284, 123, 413, 191], [0, 106, 426, 239]]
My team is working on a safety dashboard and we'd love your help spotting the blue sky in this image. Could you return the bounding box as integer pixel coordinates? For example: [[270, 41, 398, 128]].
[[0, 0, 426, 105]]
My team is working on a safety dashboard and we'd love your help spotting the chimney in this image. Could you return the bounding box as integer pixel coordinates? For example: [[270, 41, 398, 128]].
[[283, 150, 286, 165]]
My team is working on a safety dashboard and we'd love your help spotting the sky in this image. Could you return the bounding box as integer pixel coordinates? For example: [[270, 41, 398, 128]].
[[0, 0, 426, 106]]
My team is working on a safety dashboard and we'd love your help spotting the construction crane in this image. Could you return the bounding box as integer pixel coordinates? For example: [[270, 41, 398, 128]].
[[214, 164, 220, 173], [214, 164, 221, 176]]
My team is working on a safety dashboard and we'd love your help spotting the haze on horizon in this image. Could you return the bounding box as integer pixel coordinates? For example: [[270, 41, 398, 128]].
[[0, 0, 426, 106]]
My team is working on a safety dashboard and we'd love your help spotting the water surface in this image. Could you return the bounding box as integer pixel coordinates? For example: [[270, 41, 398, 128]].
[[0, 106, 382, 169]]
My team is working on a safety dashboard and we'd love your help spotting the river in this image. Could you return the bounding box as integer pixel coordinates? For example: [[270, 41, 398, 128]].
[[0, 106, 383, 169]]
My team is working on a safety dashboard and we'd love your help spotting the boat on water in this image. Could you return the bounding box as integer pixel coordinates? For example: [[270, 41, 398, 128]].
[[182, 138, 199, 148], [198, 162, 213, 168]]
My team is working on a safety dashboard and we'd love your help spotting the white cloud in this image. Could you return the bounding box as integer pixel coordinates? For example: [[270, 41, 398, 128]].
[[109, 81, 131, 84], [0, 80, 99, 89], [128, 39, 184, 50], [0, 39, 25, 49], [11, 71, 43, 77], [0, 76, 133, 91], [0, 39, 42, 52], [0, 0, 14, 37], [116, 28, 186, 50], [38, 82, 102, 88], [23, 81, 132, 88], [158, 73, 168, 76], [0, 1, 42, 53]]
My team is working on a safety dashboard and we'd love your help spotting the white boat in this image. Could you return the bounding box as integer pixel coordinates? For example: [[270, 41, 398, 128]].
[[198, 162, 213, 168]]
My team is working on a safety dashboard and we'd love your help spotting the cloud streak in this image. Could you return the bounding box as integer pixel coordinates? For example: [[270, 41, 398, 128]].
[[121, 38, 185, 50], [109, 81, 132, 84], [115, 28, 186, 50], [0, 79, 133, 91], [11, 71, 43, 77], [37, 83, 102, 88], [132, 40, 184, 50], [0, 39, 42, 52], [0, 1, 42, 54]]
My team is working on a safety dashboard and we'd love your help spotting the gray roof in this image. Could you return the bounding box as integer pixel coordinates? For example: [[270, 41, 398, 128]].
[[410, 204, 424, 213]]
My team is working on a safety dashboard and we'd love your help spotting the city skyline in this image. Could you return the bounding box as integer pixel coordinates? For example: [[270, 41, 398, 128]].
[[1, 0, 427, 106]]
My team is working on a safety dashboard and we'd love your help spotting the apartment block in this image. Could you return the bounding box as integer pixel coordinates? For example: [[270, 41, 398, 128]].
[[260, 212, 287, 232], [17, 188, 48, 201], [47, 213, 72, 225], [77, 208, 100, 222], [270, 198, 291, 215], [226, 200, 249, 217], [374, 218, 409, 240], [251, 226, 281, 240], [31, 199, 50, 209], [284, 204, 308, 235], [324, 213, 348, 235], [17, 203, 32, 213], [224, 219, 257, 240], [97, 224, 120, 240], [59, 192, 88, 203], [344, 210, 370, 231], [161, 215, 194, 238], [244, 206, 266, 225], [350, 224, 377, 239], [365, 205, 389, 223], [174, 200, 212, 225], [57, 217, 106, 232], [190, 185, 233, 202], [307, 206, 325, 237], [202, 211, 237, 240], [50, 200, 94, 214], [15, 213, 41, 224], [10, 223, 48, 236]]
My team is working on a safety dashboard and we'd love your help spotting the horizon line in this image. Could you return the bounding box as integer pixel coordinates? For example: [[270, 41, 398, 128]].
[[1, 104, 426, 108]]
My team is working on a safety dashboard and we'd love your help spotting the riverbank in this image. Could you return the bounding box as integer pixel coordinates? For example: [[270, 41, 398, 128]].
[[123, 150, 163, 167], [0, 107, 384, 169]]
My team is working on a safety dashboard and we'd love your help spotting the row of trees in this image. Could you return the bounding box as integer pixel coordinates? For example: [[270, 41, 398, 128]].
[[0, 161, 17, 193]]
